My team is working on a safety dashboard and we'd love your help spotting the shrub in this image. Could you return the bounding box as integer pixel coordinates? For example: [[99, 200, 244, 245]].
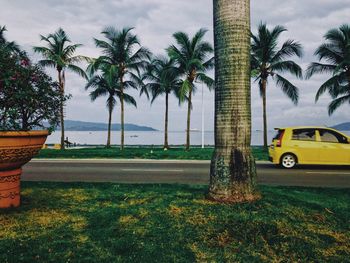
[[0, 48, 68, 131]]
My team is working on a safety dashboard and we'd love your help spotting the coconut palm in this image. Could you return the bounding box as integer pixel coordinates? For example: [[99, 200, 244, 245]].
[[209, 0, 260, 203], [251, 23, 303, 148], [143, 56, 182, 149], [306, 24, 350, 115], [167, 29, 214, 151], [89, 27, 150, 150], [86, 65, 120, 147], [34, 28, 87, 149]]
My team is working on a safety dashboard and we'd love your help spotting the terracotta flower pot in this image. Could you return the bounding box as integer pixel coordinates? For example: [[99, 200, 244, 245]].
[[0, 130, 49, 208]]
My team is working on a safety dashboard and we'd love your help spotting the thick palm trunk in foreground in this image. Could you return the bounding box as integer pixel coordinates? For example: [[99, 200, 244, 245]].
[[209, 0, 260, 202]]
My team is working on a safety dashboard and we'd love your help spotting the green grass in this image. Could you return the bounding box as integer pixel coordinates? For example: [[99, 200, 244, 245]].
[[1, 183, 349, 262], [36, 146, 269, 160]]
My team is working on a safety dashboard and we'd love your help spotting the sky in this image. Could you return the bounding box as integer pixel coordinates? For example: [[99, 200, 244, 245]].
[[1, 0, 349, 131]]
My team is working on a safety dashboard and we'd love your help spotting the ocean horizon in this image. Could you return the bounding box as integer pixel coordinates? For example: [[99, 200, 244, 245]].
[[46, 130, 350, 146]]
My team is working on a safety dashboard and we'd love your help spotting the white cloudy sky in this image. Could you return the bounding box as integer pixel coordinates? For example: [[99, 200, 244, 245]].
[[1, 0, 349, 131]]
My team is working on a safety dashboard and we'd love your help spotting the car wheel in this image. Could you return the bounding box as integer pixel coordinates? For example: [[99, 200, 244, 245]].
[[281, 154, 297, 169]]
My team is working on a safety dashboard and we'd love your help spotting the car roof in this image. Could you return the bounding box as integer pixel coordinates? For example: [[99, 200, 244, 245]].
[[274, 126, 334, 130], [274, 126, 348, 134]]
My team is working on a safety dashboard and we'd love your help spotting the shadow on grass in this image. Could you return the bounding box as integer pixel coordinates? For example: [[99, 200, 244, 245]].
[[0, 182, 349, 262]]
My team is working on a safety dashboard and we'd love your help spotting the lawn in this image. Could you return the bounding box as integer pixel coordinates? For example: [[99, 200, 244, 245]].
[[36, 146, 269, 160], [0, 183, 349, 262]]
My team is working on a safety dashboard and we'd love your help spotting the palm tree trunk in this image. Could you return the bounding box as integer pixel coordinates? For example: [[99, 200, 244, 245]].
[[209, 0, 260, 203], [120, 77, 125, 151], [58, 69, 65, 150], [164, 92, 169, 149], [106, 102, 112, 148], [185, 86, 192, 151], [262, 79, 268, 148]]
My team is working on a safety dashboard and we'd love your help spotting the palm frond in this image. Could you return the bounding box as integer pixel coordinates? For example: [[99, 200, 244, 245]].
[[63, 44, 82, 58], [123, 93, 137, 107], [89, 86, 109, 101], [173, 31, 191, 55], [33, 46, 55, 58], [191, 28, 208, 50], [250, 55, 260, 71], [274, 74, 299, 104], [37, 59, 57, 69], [315, 74, 350, 101], [328, 94, 350, 115], [305, 62, 337, 79], [203, 56, 215, 71], [195, 73, 214, 90], [106, 95, 117, 110], [66, 64, 88, 79], [129, 47, 151, 63], [270, 24, 287, 39], [314, 43, 343, 64], [271, 60, 303, 78], [178, 79, 192, 103], [271, 40, 303, 62]]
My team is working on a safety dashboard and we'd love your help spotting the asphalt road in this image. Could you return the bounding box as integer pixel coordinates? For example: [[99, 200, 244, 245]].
[[21, 159, 350, 188]]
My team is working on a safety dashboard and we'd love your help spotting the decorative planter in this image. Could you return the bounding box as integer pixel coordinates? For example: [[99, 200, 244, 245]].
[[0, 130, 48, 208]]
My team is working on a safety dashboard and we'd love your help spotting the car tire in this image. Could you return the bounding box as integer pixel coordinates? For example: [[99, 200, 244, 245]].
[[280, 153, 297, 169]]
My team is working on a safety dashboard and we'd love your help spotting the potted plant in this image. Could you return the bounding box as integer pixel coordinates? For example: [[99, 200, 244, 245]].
[[0, 46, 65, 208]]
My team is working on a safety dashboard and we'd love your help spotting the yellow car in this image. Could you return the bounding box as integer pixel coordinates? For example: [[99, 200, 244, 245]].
[[268, 127, 350, 168]]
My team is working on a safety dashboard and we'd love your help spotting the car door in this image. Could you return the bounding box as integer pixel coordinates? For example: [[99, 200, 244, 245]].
[[318, 129, 350, 164], [290, 128, 319, 163]]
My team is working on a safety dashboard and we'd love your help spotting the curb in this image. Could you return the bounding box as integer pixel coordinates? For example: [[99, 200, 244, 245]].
[[31, 159, 271, 164]]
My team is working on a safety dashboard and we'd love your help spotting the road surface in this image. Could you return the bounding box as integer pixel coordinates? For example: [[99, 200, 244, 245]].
[[21, 159, 350, 188]]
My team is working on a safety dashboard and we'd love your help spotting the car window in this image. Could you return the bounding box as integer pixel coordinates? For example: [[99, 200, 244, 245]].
[[319, 129, 348, 143], [273, 129, 284, 141], [292, 129, 316, 141]]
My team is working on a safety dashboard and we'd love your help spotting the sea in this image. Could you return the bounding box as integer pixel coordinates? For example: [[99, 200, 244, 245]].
[[46, 130, 350, 146]]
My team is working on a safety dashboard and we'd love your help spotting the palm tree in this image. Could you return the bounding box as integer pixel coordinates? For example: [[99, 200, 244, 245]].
[[251, 23, 303, 148], [143, 56, 182, 149], [85, 65, 119, 148], [306, 24, 350, 115], [167, 29, 214, 151], [209, 0, 260, 203], [89, 27, 150, 150], [34, 28, 87, 149]]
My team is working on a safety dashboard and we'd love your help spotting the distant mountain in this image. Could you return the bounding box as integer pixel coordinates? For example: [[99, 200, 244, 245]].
[[55, 120, 157, 131], [331, 122, 350, 131]]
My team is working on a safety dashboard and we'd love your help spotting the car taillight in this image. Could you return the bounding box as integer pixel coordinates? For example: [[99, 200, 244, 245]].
[[276, 130, 285, 147]]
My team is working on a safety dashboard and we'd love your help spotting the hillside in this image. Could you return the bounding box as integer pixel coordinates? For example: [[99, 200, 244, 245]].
[[56, 120, 157, 131], [331, 122, 350, 131]]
